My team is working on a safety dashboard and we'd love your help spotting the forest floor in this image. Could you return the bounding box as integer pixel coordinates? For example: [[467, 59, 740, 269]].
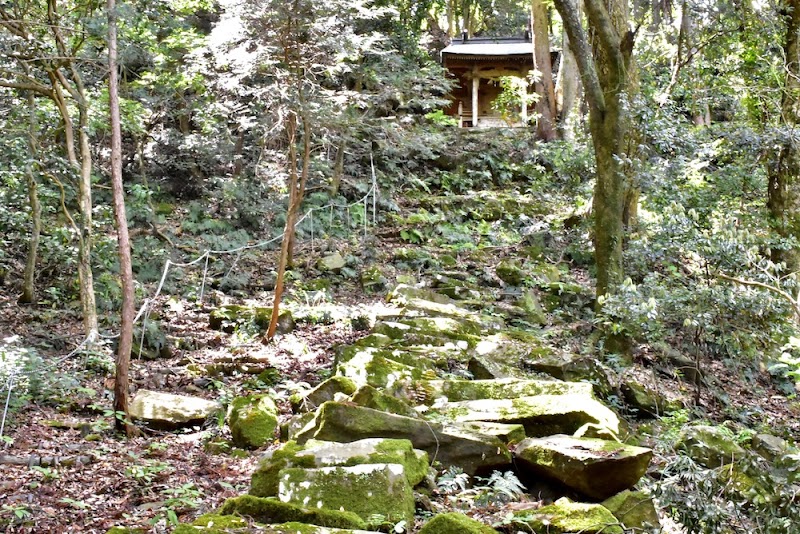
[[2, 191, 800, 533]]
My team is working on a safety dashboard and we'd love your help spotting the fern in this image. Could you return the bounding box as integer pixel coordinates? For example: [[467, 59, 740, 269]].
[[436, 466, 470, 495]]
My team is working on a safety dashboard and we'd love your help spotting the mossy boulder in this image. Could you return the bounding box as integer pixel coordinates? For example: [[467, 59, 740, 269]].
[[360, 265, 391, 293], [515, 435, 653, 500], [751, 433, 793, 463], [294, 402, 511, 475], [337, 350, 429, 389], [290, 376, 358, 413], [337, 345, 438, 370], [508, 498, 623, 534], [251, 438, 429, 497], [128, 390, 220, 430], [279, 464, 415, 527], [228, 394, 279, 449], [419, 512, 497, 533], [219, 495, 366, 530], [602, 490, 661, 532], [434, 394, 621, 438], [675, 425, 744, 468], [282, 411, 318, 441], [715, 463, 776, 505], [495, 259, 525, 286], [621, 381, 669, 418], [350, 385, 419, 418]]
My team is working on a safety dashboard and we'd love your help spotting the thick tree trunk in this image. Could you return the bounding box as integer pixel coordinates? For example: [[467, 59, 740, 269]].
[[554, 0, 636, 297], [532, 0, 558, 140], [20, 90, 41, 305], [76, 104, 98, 335], [108, 0, 135, 437], [768, 0, 800, 271]]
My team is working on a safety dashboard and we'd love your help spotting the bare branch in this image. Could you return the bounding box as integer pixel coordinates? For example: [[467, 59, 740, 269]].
[[717, 271, 800, 320]]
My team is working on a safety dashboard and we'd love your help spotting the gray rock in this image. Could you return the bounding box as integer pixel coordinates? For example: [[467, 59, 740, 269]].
[[318, 251, 346, 272], [515, 435, 653, 500], [129, 390, 220, 430], [675, 425, 744, 468], [523, 352, 613, 396]]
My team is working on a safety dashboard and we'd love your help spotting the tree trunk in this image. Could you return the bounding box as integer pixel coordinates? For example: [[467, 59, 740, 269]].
[[20, 89, 41, 305], [532, 0, 558, 140], [768, 0, 800, 272], [266, 114, 300, 341], [108, 0, 135, 437], [555, 4, 581, 132], [554, 0, 636, 297]]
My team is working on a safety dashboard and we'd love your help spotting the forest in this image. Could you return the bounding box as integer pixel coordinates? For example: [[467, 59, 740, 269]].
[[1, 0, 800, 532]]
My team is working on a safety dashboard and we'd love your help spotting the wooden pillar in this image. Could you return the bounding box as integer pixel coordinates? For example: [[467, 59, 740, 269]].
[[472, 76, 479, 127], [458, 100, 464, 128]]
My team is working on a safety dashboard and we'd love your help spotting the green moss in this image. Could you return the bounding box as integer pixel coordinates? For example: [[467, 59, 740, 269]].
[[251, 440, 310, 497], [228, 394, 278, 449], [219, 495, 366, 530], [350, 385, 419, 418], [290, 376, 358, 413], [371, 439, 430, 486], [601, 490, 661, 531], [419, 512, 497, 533], [510, 498, 623, 534], [279, 464, 414, 528], [106, 528, 146, 534]]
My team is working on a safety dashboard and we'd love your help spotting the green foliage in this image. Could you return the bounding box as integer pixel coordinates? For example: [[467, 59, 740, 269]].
[[436, 467, 526, 509]]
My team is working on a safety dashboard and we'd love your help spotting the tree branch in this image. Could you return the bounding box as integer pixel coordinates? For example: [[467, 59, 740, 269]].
[[717, 271, 800, 319], [584, 0, 625, 73], [0, 78, 53, 97]]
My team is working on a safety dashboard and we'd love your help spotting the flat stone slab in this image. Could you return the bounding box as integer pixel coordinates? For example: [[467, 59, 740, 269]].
[[129, 390, 219, 430], [515, 435, 653, 500], [387, 378, 594, 405], [435, 394, 621, 437], [279, 464, 414, 527], [295, 402, 511, 475], [251, 438, 428, 497]]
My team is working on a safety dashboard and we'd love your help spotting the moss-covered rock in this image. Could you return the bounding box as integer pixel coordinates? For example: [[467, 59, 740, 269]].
[[336, 345, 439, 370], [621, 380, 671, 418], [337, 350, 430, 389], [281, 411, 318, 441], [228, 394, 279, 449], [751, 433, 793, 463], [350, 385, 419, 418], [433, 394, 621, 438], [106, 528, 147, 534], [360, 265, 391, 293], [290, 376, 358, 413], [387, 378, 595, 406], [294, 402, 511, 475], [387, 284, 454, 305], [515, 435, 652, 500], [508, 498, 623, 534], [601, 490, 661, 532], [495, 259, 525, 286], [251, 438, 429, 497], [219, 494, 366, 530], [419, 512, 497, 533], [715, 463, 776, 505], [278, 463, 415, 527], [209, 304, 272, 332], [675, 425, 744, 468]]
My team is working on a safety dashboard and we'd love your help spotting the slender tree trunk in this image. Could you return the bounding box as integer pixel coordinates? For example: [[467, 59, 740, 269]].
[[108, 0, 135, 436], [266, 114, 300, 341], [768, 0, 800, 272], [20, 89, 41, 305], [532, 0, 558, 140], [555, 1, 581, 133]]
